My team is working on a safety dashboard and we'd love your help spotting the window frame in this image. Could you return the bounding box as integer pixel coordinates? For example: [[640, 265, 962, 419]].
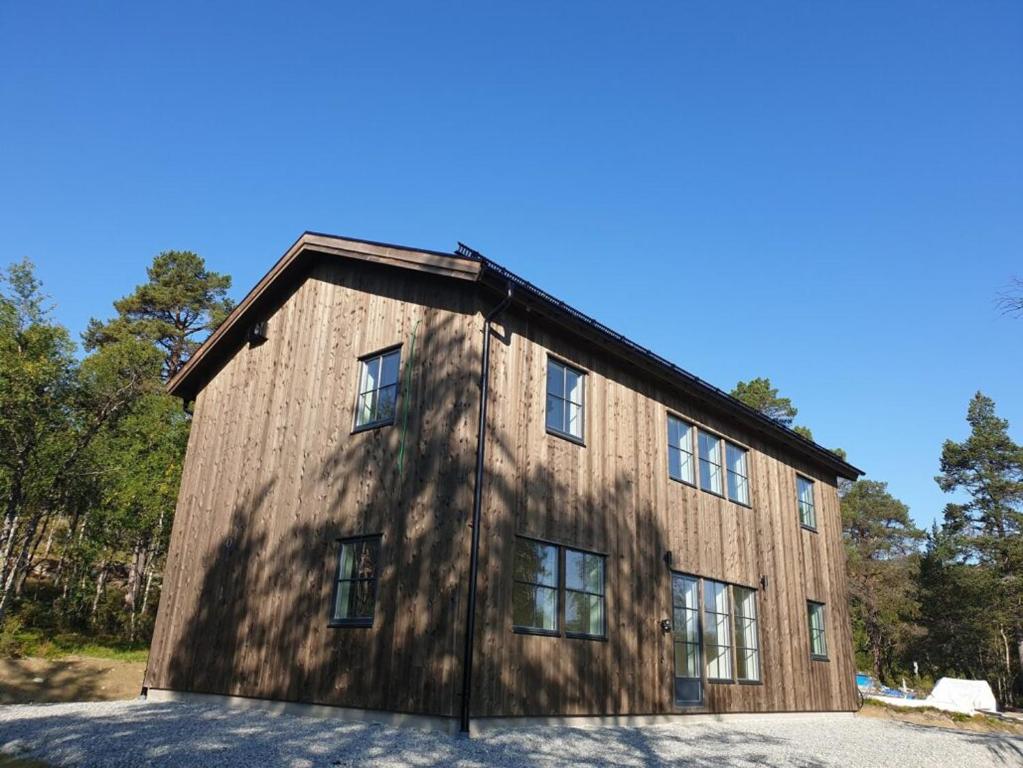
[[352, 344, 403, 433], [666, 413, 697, 487], [797, 474, 817, 531], [512, 535, 607, 641], [670, 572, 762, 696], [328, 534, 382, 628], [703, 578, 734, 683], [807, 600, 829, 661], [671, 573, 704, 705], [733, 585, 761, 683], [545, 356, 586, 445], [511, 538, 561, 637], [725, 441, 751, 507], [697, 429, 725, 498], [564, 548, 607, 640]]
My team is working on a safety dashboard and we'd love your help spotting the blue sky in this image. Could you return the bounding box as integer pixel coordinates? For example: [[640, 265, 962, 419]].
[[1, 2, 1020, 530]]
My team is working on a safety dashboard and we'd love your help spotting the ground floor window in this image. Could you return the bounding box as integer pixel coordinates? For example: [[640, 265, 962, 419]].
[[330, 535, 381, 627], [512, 536, 606, 639], [671, 573, 762, 704], [808, 601, 828, 660]]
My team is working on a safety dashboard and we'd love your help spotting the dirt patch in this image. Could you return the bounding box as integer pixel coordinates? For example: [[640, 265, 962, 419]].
[[858, 700, 1023, 735], [0, 656, 145, 704]]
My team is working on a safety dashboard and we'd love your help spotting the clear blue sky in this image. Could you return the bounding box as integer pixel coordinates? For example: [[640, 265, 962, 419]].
[[2, 2, 1020, 530]]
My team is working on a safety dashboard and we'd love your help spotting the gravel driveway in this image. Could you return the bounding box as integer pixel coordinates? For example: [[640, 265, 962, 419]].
[[0, 700, 1019, 767]]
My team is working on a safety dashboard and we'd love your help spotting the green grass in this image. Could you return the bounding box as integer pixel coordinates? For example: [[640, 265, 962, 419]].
[[5, 627, 148, 663]]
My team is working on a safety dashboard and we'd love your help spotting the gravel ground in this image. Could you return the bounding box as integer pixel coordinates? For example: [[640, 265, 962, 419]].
[[0, 700, 1020, 768]]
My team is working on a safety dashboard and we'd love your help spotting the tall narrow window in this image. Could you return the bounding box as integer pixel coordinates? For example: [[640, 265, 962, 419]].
[[354, 348, 401, 429], [667, 415, 695, 485], [808, 601, 828, 659], [672, 574, 702, 704], [565, 548, 606, 638], [703, 579, 732, 680], [797, 475, 816, 529], [725, 442, 749, 505], [331, 536, 380, 626], [733, 586, 760, 681], [512, 539, 559, 633], [546, 358, 585, 441], [698, 431, 723, 495]]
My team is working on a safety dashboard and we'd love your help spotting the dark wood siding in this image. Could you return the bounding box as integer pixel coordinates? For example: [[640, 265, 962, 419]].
[[147, 256, 857, 720], [471, 308, 857, 716], [146, 258, 483, 717]]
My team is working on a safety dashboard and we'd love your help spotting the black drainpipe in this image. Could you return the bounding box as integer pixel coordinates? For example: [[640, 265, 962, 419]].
[[460, 282, 513, 734]]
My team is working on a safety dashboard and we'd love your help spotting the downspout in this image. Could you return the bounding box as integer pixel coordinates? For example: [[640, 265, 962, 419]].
[[460, 282, 513, 734]]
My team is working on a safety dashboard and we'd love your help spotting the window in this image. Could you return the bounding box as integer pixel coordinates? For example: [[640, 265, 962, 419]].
[[565, 549, 606, 637], [546, 358, 585, 441], [808, 601, 828, 659], [703, 579, 732, 680], [330, 536, 380, 626], [667, 415, 695, 484], [672, 574, 702, 704], [512, 537, 606, 638], [733, 586, 760, 681], [512, 540, 559, 633], [725, 442, 749, 505], [797, 475, 816, 529], [354, 348, 401, 429], [698, 431, 723, 495]]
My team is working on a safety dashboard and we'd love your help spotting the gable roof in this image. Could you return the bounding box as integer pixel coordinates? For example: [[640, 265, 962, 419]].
[[168, 231, 863, 480]]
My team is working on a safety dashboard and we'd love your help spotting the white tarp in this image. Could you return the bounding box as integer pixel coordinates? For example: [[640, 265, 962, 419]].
[[927, 677, 998, 713]]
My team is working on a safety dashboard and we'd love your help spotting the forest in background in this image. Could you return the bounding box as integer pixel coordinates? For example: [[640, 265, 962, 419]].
[[0, 255, 1020, 706]]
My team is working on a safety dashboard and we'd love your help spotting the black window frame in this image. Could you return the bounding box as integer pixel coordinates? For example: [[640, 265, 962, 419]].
[[725, 441, 751, 507], [703, 578, 734, 683], [328, 534, 382, 628], [697, 429, 725, 498], [564, 548, 607, 640], [667, 413, 696, 487], [797, 474, 817, 531], [807, 600, 829, 661], [511, 538, 561, 637], [732, 585, 761, 683], [352, 345, 402, 433], [545, 356, 586, 445], [512, 536, 607, 641]]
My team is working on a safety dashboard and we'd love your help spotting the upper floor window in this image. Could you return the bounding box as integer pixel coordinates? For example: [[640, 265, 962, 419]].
[[725, 442, 749, 505], [330, 536, 380, 627], [354, 348, 401, 429], [797, 475, 816, 529], [667, 415, 695, 485], [546, 358, 584, 442], [698, 431, 723, 495], [807, 601, 828, 660], [512, 537, 606, 639]]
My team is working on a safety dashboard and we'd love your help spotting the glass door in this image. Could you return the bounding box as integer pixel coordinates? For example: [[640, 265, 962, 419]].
[[671, 573, 703, 705]]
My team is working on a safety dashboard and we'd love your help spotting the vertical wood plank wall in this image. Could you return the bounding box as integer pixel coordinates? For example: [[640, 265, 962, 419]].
[[472, 308, 858, 717], [145, 258, 483, 717], [146, 256, 857, 720]]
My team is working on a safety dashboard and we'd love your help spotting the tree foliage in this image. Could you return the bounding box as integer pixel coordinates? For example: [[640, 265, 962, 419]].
[[841, 480, 924, 681], [730, 377, 798, 426], [84, 250, 233, 380]]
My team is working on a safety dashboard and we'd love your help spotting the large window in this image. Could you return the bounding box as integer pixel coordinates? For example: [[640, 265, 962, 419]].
[[671, 574, 761, 701], [808, 601, 828, 659], [330, 536, 380, 627], [512, 540, 559, 634], [354, 348, 401, 429], [733, 586, 760, 681], [512, 537, 606, 639], [725, 442, 749, 505], [703, 579, 733, 680], [797, 475, 816, 529], [667, 415, 695, 485], [698, 431, 723, 495], [546, 358, 585, 441]]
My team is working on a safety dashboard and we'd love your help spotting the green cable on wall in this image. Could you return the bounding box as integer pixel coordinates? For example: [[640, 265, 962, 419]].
[[396, 318, 421, 478]]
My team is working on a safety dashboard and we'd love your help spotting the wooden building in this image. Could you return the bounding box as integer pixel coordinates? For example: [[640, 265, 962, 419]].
[[144, 232, 863, 731]]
